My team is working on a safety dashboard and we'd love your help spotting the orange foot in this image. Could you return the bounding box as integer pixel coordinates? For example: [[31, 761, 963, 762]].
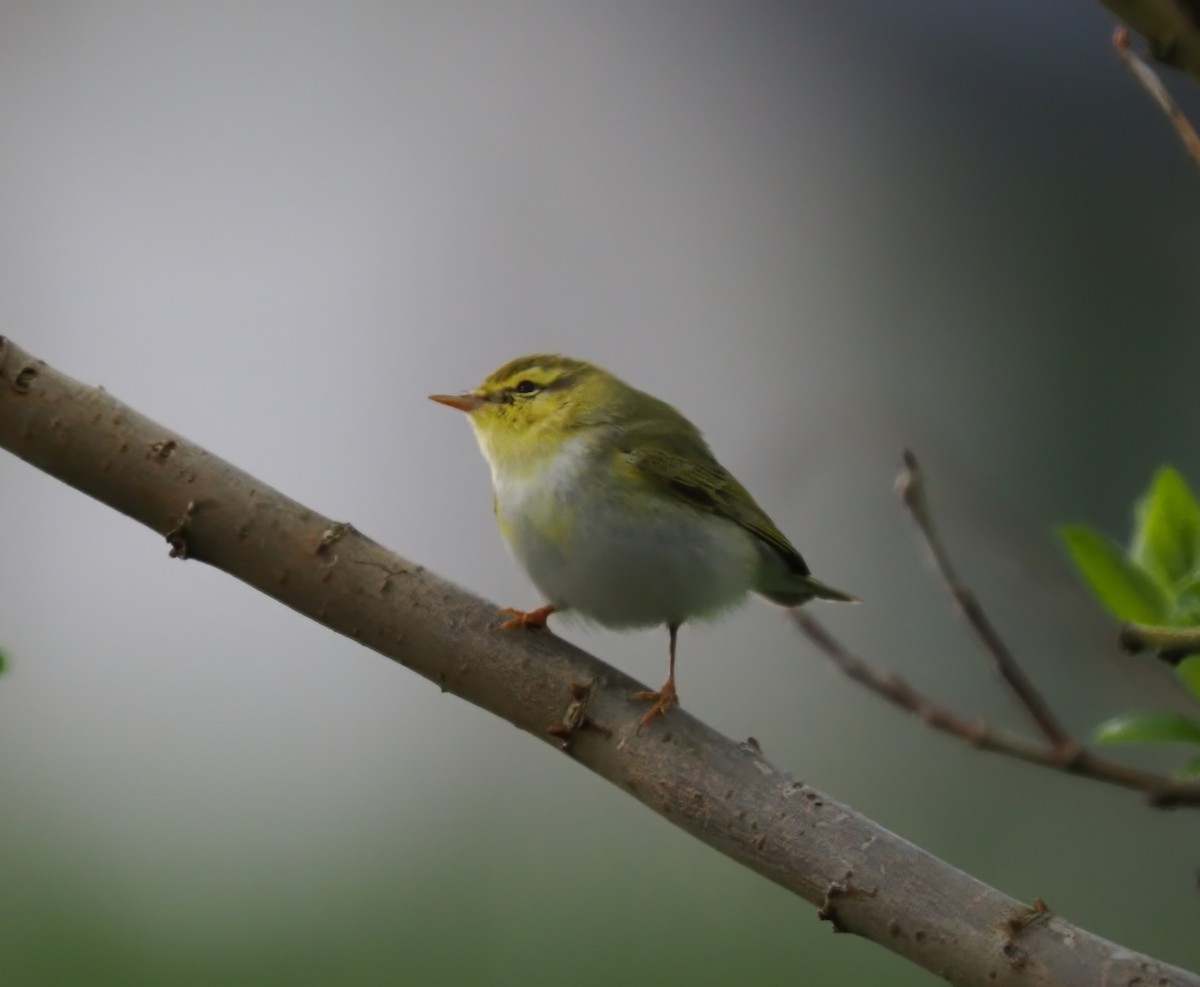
[[499, 604, 557, 630], [632, 676, 678, 728]]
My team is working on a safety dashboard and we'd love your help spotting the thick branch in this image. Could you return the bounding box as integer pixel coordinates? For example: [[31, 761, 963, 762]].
[[0, 337, 1195, 987]]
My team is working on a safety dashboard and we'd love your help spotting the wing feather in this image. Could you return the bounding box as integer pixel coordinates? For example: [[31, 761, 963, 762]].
[[616, 422, 811, 577]]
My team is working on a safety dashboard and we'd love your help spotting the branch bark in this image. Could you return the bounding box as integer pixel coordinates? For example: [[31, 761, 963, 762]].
[[0, 336, 1195, 987]]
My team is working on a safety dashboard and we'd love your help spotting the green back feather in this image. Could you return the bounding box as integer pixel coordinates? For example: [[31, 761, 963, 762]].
[[617, 419, 810, 576]]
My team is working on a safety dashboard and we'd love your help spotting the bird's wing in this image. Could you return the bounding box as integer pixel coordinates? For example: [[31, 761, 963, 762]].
[[617, 425, 811, 576]]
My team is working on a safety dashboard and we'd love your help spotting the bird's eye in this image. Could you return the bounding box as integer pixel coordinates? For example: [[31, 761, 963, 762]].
[[513, 380, 539, 395]]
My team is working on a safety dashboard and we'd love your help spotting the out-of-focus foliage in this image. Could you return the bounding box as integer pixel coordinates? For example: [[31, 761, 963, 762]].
[[1060, 468, 1200, 775]]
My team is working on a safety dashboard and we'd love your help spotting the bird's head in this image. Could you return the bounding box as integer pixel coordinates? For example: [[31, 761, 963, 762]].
[[430, 354, 625, 469]]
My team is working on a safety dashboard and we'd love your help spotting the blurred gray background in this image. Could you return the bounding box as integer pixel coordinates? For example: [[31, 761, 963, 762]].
[[2, 2, 1199, 984]]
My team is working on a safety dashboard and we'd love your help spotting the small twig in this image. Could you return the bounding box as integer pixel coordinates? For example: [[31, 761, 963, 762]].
[[792, 612, 1200, 808], [897, 451, 1077, 756], [792, 612, 1048, 759], [797, 450, 1200, 807], [1119, 622, 1200, 665], [1113, 25, 1200, 169]]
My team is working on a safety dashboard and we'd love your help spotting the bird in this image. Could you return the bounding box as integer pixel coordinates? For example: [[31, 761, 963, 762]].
[[429, 354, 855, 726]]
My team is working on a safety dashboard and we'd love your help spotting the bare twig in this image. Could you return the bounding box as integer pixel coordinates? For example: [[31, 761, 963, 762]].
[[1113, 25, 1200, 169], [797, 451, 1200, 807], [1097, 0, 1200, 82], [897, 451, 1078, 757], [792, 612, 1200, 808], [3, 336, 1199, 985]]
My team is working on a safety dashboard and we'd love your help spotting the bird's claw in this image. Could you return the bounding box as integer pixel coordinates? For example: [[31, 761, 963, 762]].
[[633, 678, 678, 728], [499, 604, 556, 630]]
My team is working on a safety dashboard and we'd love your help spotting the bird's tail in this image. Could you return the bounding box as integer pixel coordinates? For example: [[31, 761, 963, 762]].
[[802, 575, 859, 603], [759, 575, 859, 607]]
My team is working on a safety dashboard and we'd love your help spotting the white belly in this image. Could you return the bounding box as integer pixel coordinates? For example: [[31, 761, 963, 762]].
[[491, 436, 759, 628]]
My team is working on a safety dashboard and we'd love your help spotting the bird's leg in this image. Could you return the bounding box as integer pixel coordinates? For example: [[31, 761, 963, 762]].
[[633, 622, 680, 726], [499, 604, 557, 630]]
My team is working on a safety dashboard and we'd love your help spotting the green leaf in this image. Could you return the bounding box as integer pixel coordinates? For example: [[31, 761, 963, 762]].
[[1178, 656, 1200, 703], [1130, 467, 1200, 588], [1058, 525, 1171, 624], [1095, 712, 1200, 746], [1170, 576, 1200, 624]]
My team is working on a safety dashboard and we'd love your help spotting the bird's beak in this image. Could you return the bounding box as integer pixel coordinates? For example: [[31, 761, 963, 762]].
[[428, 392, 486, 413]]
